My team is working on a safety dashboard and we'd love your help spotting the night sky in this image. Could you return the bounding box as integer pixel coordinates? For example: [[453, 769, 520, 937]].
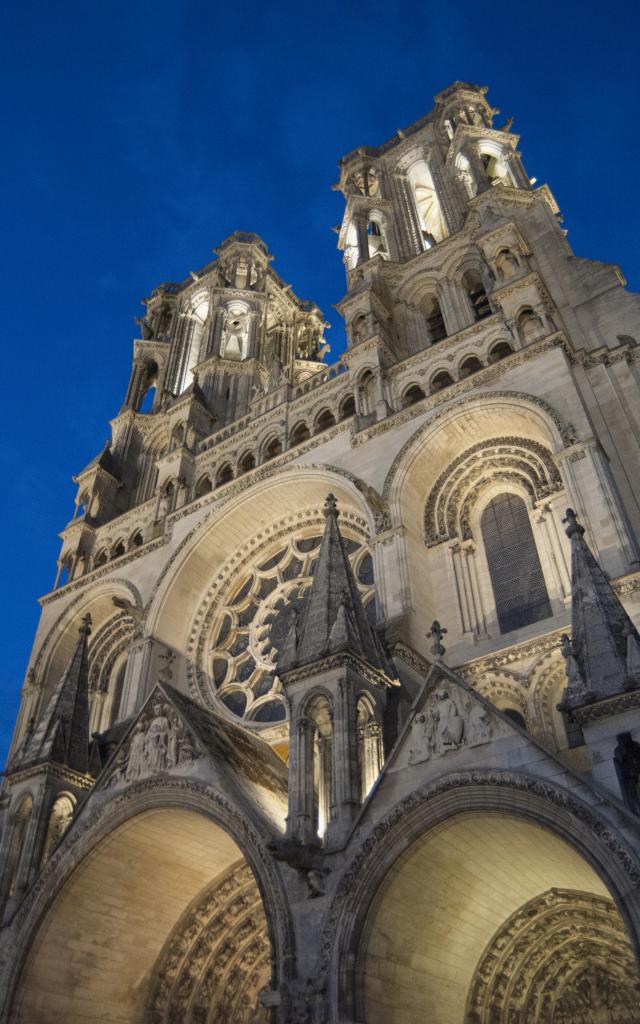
[[1, 1, 639, 765]]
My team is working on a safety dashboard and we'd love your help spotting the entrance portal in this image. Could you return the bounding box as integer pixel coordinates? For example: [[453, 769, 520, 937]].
[[358, 812, 638, 1024], [12, 807, 272, 1024]]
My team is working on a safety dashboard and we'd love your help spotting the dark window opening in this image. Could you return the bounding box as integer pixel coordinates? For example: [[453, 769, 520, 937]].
[[481, 492, 552, 634]]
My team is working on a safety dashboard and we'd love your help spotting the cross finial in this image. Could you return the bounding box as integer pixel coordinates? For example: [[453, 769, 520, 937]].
[[563, 507, 585, 540], [79, 613, 92, 637], [324, 493, 338, 518], [427, 620, 447, 660]]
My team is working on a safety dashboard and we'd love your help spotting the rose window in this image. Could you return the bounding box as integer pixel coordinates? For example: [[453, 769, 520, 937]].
[[199, 529, 374, 724]]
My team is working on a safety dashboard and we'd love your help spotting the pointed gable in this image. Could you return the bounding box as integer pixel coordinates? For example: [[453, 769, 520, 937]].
[[98, 682, 289, 830], [21, 615, 93, 774], [278, 493, 389, 674], [563, 508, 640, 704]]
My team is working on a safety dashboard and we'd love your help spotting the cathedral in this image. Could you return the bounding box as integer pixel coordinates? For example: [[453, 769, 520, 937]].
[[4, 79, 640, 1023]]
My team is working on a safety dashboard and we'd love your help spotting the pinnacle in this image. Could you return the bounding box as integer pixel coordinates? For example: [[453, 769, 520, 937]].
[[278, 494, 388, 675], [560, 508, 640, 708]]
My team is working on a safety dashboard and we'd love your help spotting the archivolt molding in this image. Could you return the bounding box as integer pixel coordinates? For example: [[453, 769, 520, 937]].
[[144, 464, 379, 633], [146, 861, 271, 1024], [467, 888, 638, 1023], [31, 577, 143, 682], [381, 390, 575, 523], [0, 779, 294, 1017], [424, 435, 563, 545], [319, 771, 640, 998], [88, 611, 136, 695]]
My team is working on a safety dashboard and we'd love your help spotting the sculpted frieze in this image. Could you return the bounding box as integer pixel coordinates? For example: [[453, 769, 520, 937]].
[[104, 698, 202, 787], [408, 687, 493, 764]]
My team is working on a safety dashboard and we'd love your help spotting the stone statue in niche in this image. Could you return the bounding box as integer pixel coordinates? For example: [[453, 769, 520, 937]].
[[107, 697, 201, 786], [409, 686, 493, 765]]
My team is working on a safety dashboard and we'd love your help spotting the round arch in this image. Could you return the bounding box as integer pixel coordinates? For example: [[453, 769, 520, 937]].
[[323, 773, 640, 1023], [5, 780, 292, 1024], [145, 466, 377, 644]]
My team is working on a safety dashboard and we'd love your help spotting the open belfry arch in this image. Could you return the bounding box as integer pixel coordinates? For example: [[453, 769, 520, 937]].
[[3, 80, 640, 1022]]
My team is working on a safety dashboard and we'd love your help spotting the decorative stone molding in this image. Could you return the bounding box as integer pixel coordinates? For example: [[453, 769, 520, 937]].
[[466, 888, 637, 1023], [381, 388, 575, 513], [318, 770, 640, 987], [145, 861, 271, 1024], [424, 435, 562, 545], [0, 778, 294, 1016]]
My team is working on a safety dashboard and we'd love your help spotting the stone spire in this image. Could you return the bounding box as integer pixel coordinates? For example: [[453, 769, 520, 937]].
[[20, 614, 93, 773], [560, 509, 640, 709], [278, 494, 388, 674]]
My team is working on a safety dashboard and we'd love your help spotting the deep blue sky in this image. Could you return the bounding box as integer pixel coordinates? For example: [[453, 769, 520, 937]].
[[1, 1, 639, 765]]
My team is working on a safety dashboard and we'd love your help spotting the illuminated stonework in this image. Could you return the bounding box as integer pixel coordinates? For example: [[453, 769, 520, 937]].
[[467, 889, 638, 1023], [193, 519, 373, 723], [147, 861, 271, 1024], [3, 80, 640, 1024]]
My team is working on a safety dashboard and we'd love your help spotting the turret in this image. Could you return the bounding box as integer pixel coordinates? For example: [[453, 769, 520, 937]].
[[558, 509, 640, 809], [278, 494, 397, 848], [0, 616, 95, 920]]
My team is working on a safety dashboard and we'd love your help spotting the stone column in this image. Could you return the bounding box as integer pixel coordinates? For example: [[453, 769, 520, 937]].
[[328, 674, 360, 844], [286, 714, 314, 844]]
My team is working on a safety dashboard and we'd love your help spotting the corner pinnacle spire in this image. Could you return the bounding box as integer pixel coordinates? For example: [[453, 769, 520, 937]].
[[278, 494, 389, 674], [19, 614, 93, 773], [560, 509, 640, 709]]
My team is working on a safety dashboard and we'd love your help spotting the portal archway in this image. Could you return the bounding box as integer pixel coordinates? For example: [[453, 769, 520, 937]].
[[10, 802, 278, 1023], [356, 812, 638, 1023]]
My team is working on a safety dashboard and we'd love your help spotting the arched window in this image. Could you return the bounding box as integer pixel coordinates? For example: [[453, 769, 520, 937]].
[[481, 493, 552, 634], [495, 248, 519, 279], [366, 217, 388, 260], [357, 696, 383, 800], [422, 294, 447, 343], [263, 436, 282, 462], [430, 370, 454, 392], [403, 384, 426, 407], [93, 549, 108, 569], [215, 463, 234, 488], [238, 451, 256, 474], [339, 394, 356, 420], [195, 474, 213, 497], [518, 307, 544, 343], [315, 409, 336, 434], [307, 695, 333, 840], [458, 356, 483, 379], [138, 361, 159, 413], [358, 370, 377, 418], [41, 794, 75, 865], [488, 341, 514, 363], [290, 422, 311, 446], [111, 540, 125, 560], [128, 530, 144, 550], [463, 270, 491, 321]]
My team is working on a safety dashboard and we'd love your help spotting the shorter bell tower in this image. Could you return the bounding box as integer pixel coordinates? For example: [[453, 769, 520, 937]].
[[278, 494, 397, 848]]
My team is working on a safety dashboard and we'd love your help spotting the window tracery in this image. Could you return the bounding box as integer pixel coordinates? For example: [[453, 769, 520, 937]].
[[195, 526, 374, 724]]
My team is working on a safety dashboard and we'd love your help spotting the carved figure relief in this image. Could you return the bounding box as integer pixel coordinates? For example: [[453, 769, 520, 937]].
[[409, 687, 494, 765], [107, 698, 201, 786]]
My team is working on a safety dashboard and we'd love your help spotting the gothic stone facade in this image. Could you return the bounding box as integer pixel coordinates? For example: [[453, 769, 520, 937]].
[[3, 81, 640, 1023]]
